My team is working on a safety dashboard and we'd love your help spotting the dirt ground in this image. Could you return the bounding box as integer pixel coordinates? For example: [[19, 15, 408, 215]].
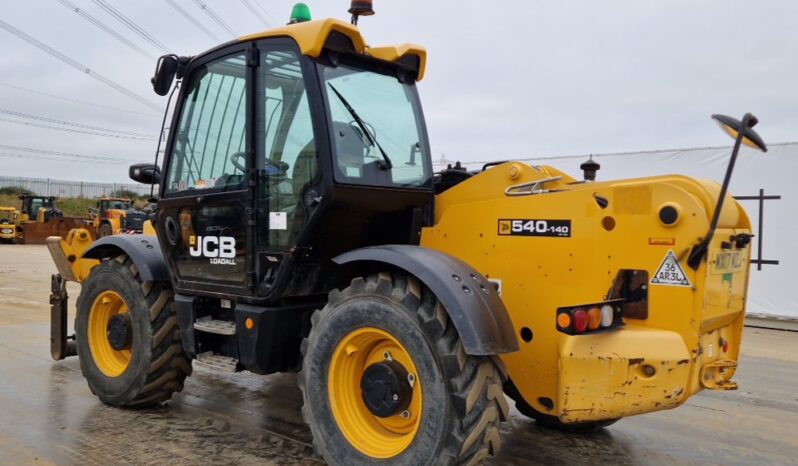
[[1, 244, 797, 465]]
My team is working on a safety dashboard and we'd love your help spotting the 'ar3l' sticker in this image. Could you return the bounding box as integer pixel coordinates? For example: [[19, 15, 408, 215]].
[[651, 250, 691, 287], [498, 219, 571, 237]]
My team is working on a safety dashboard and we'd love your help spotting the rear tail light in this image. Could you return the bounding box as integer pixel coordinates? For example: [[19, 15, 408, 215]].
[[587, 307, 601, 330], [600, 304, 614, 327], [572, 309, 588, 333], [557, 300, 623, 335]]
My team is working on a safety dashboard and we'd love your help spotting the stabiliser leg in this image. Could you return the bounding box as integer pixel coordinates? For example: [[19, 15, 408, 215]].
[[50, 274, 77, 360]]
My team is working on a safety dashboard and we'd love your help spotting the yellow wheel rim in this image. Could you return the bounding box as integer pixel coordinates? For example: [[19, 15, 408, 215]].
[[328, 327, 422, 459], [87, 290, 132, 377]]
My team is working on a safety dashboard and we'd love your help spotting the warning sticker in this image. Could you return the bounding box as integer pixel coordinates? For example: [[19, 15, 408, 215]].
[[651, 250, 691, 287], [269, 212, 287, 230]]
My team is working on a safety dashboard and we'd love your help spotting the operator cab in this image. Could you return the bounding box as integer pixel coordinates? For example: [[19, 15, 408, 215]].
[[19, 195, 61, 222], [97, 198, 132, 217], [140, 15, 432, 303]]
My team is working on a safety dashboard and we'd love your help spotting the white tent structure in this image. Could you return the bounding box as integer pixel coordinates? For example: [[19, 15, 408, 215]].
[[434, 142, 796, 326]]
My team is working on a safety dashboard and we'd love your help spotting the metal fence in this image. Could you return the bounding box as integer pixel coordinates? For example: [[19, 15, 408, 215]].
[[0, 176, 156, 198]]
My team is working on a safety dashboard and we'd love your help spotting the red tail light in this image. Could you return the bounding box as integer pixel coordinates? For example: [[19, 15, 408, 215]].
[[572, 309, 588, 333]]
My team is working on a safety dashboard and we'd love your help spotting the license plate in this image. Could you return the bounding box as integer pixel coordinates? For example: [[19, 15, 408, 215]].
[[1, 229, 12, 234], [711, 250, 745, 274]]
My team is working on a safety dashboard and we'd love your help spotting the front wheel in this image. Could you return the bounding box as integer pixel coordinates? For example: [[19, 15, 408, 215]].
[[75, 253, 191, 407], [300, 273, 508, 466], [98, 223, 113, 237]]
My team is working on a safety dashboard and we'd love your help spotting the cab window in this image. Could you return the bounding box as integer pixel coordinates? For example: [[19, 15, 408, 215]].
[[321, 64, 431, 188], [165, 53, 248, 194]]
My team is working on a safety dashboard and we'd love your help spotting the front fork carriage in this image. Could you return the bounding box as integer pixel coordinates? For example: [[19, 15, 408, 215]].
[[50, 274, 77, 360]]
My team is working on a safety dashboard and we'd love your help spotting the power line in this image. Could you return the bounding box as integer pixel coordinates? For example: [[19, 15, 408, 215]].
[[0, 107, 156, 139], [192, 0, 238, 38], [164, 0, 222, 43], [0, 19, 162, 112], [0, 82, 158, 117], [0, 152, 126, 165], [0, 117, 158, 141], [238, 0, 273, 28], [91, 0, 170, 53], [54, 0, 153, 60], [0, 144, 138, 164], [252, 0, 280, 26]]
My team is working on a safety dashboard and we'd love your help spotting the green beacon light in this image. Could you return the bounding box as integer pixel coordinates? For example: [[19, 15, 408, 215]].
[[289, 3, 311, 24]]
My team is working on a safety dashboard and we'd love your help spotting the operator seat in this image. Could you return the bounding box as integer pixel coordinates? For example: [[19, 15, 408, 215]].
[[288, 142, 319, 245]]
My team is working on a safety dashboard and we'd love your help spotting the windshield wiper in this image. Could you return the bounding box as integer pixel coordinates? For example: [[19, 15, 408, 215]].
[[327, 83, 392, 170]]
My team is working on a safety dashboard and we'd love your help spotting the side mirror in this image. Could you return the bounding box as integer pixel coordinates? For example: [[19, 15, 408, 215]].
[[151, 55, 178, 96], [129, 163, 162, 185]]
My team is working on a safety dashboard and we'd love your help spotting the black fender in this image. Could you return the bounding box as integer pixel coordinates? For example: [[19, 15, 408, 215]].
[[333, 245, 519, 356], [82, 235, 169, 282]]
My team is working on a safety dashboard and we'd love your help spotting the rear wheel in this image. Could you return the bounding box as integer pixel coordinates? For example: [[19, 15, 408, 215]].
[[300, 273, 508, 465], [75, 253, 191, 407], [504, 380, 618, 432], [98, 223, 113, 237]]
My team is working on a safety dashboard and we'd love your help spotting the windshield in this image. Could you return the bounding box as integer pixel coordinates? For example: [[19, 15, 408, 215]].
[[105, 201, 130, 210], [321, 64, 431, 188]]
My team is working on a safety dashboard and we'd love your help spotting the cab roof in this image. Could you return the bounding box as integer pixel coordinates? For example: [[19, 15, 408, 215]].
[[237, 18, 426, 81]]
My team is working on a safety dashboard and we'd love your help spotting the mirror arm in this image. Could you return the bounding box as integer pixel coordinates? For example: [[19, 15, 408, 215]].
[[147, 82, 179, 202], [687, 112, 752, 270]]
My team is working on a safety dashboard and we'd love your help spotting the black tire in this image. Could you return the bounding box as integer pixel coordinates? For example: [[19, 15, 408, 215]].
[[504, 380, 618, 432], [299, 273, 509, 466], [75, 253, 191, 407], [98, 223, 113, 237]]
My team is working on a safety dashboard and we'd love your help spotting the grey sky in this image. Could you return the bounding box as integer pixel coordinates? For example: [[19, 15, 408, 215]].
[[0, 0, 796, 182]]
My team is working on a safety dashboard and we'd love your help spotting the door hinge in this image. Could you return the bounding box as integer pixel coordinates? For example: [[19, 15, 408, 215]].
[[246, 271, 257, 288]]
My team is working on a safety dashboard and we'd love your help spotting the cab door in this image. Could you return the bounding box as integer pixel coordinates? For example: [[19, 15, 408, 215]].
[[253, 41, 323, 296], [158, 45, 255, 296]]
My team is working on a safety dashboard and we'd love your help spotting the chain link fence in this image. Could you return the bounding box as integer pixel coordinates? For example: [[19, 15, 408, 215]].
[[0, 176, 156, 198]]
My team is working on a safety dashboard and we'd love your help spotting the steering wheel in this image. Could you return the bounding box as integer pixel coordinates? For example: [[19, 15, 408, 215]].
[[230, 152, 246, 172], [264, 159, 290, 177]]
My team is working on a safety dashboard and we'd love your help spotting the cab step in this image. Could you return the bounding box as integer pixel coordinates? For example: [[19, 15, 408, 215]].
[[193, 317, 236, 335], [195, 352, 239, 373]]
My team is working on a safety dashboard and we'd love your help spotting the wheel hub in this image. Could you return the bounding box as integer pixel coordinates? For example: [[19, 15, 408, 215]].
[[106, 313, 132, 351], [360, 360, 412, 418]]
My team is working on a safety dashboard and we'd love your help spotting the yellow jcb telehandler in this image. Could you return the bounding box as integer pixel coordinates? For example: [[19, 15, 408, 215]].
[[47, 2, 764, 464]]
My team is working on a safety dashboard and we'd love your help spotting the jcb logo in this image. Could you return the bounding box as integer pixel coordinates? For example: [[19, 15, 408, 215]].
[[189, 235, 236, 261]]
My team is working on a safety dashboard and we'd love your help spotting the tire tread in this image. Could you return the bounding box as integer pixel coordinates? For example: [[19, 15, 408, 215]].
[[299, 273, 506, 465]]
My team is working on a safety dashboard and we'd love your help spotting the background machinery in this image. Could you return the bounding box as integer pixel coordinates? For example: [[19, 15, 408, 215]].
[[89, 197, 149, 237], [0, 206, 18, 243], [46, 2, 760, 464], [18, 194, 91, 244]]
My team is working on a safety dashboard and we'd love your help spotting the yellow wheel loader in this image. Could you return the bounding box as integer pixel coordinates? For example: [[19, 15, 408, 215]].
[[0, 206, 19, 243], [47, 2, 763, 464], [88, 197, 148, 237], [17, 194, 92, 244]]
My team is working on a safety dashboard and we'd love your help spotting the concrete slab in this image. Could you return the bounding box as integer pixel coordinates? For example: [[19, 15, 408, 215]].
[[1, 243, 797, 465]]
